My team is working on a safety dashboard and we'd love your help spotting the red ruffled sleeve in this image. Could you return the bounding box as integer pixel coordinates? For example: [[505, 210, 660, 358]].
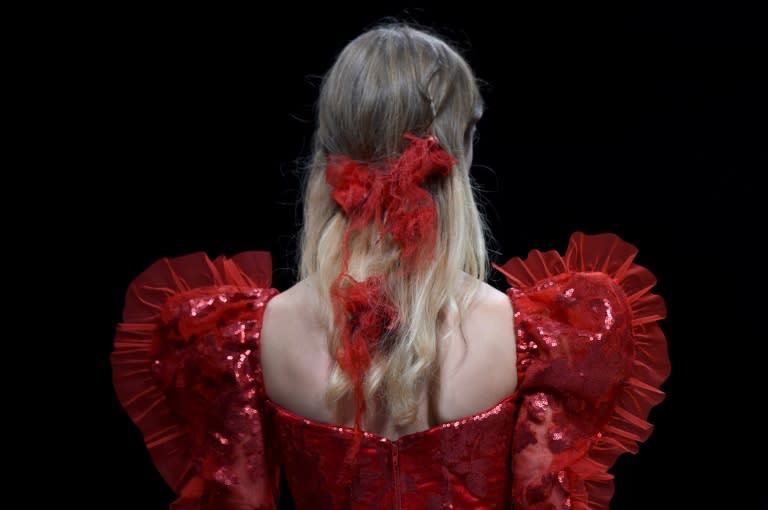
[[111, 251, 281, 510], [493, 232, 670, 510]]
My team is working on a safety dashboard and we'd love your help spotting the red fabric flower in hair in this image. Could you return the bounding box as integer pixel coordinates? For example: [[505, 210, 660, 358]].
[[324, 133, 456, 474], [326, 133, 455, 272]]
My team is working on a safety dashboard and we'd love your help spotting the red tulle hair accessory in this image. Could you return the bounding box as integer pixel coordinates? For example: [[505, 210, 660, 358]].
[[325, 133, 456, 472]]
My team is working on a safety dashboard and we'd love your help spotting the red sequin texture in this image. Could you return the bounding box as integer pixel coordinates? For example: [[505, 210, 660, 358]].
[[497, 233, 669, 510], [112, 253, 281, 509], [264, 394, 517, 509], [112, 232, 669, 509]]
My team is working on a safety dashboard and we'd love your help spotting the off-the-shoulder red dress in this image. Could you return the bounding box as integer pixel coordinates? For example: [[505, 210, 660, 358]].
[[112, 232, 670, 509]]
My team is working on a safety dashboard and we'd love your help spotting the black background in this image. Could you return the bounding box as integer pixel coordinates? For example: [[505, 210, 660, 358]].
[[71, 6, 765, 510]]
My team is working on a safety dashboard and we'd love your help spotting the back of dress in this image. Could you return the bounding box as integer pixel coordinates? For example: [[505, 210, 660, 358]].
[[112, 232, 670, 509]]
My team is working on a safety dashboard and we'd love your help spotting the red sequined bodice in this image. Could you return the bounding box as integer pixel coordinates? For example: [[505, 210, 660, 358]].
[[112, 233, 669, 509], [264, 394, 518, 509]]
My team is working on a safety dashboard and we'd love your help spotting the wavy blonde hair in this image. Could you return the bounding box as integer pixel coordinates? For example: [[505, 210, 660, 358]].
[[298, 24, 489, 428]]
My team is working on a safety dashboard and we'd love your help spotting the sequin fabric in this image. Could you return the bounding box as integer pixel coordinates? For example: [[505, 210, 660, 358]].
[[263, 393, 517, 509], [112, 233, 670, 509]]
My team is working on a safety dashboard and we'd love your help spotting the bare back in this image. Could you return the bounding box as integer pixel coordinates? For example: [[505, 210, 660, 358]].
[[260, 273, 517, 441]]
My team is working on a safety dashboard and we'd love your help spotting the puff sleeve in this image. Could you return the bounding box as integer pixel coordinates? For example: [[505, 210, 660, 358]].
[[111, 252, 281, 510], [494, 233, 670, 510]]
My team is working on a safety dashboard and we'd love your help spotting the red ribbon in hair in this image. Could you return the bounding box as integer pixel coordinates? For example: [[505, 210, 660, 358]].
[[325, 133, 455, 473], [326, 133, 455, 271]]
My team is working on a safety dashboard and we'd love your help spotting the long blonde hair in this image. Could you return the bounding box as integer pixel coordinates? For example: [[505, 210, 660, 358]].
[[298, 24, 489, 428]]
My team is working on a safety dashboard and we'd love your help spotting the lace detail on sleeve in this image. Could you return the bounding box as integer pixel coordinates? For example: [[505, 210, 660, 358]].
[[494, 232, 670, 510]]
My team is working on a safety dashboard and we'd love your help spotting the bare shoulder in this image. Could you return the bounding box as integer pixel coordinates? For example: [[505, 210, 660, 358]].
[[459, 273, 514, 328], [471, 280, 516, 351], [260, 278, 318, 358], [434, 276, 518, 419], [259, 278, 329, 407], [467, 282, 516, 356], [261, 277, 317, 332], [465, 279, 518, 390], [259, 282, 294, 348], [265, 275, 309, 308]]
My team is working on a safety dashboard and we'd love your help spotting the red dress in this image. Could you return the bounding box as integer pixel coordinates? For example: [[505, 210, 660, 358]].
[[112, 232, 670, 509]]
